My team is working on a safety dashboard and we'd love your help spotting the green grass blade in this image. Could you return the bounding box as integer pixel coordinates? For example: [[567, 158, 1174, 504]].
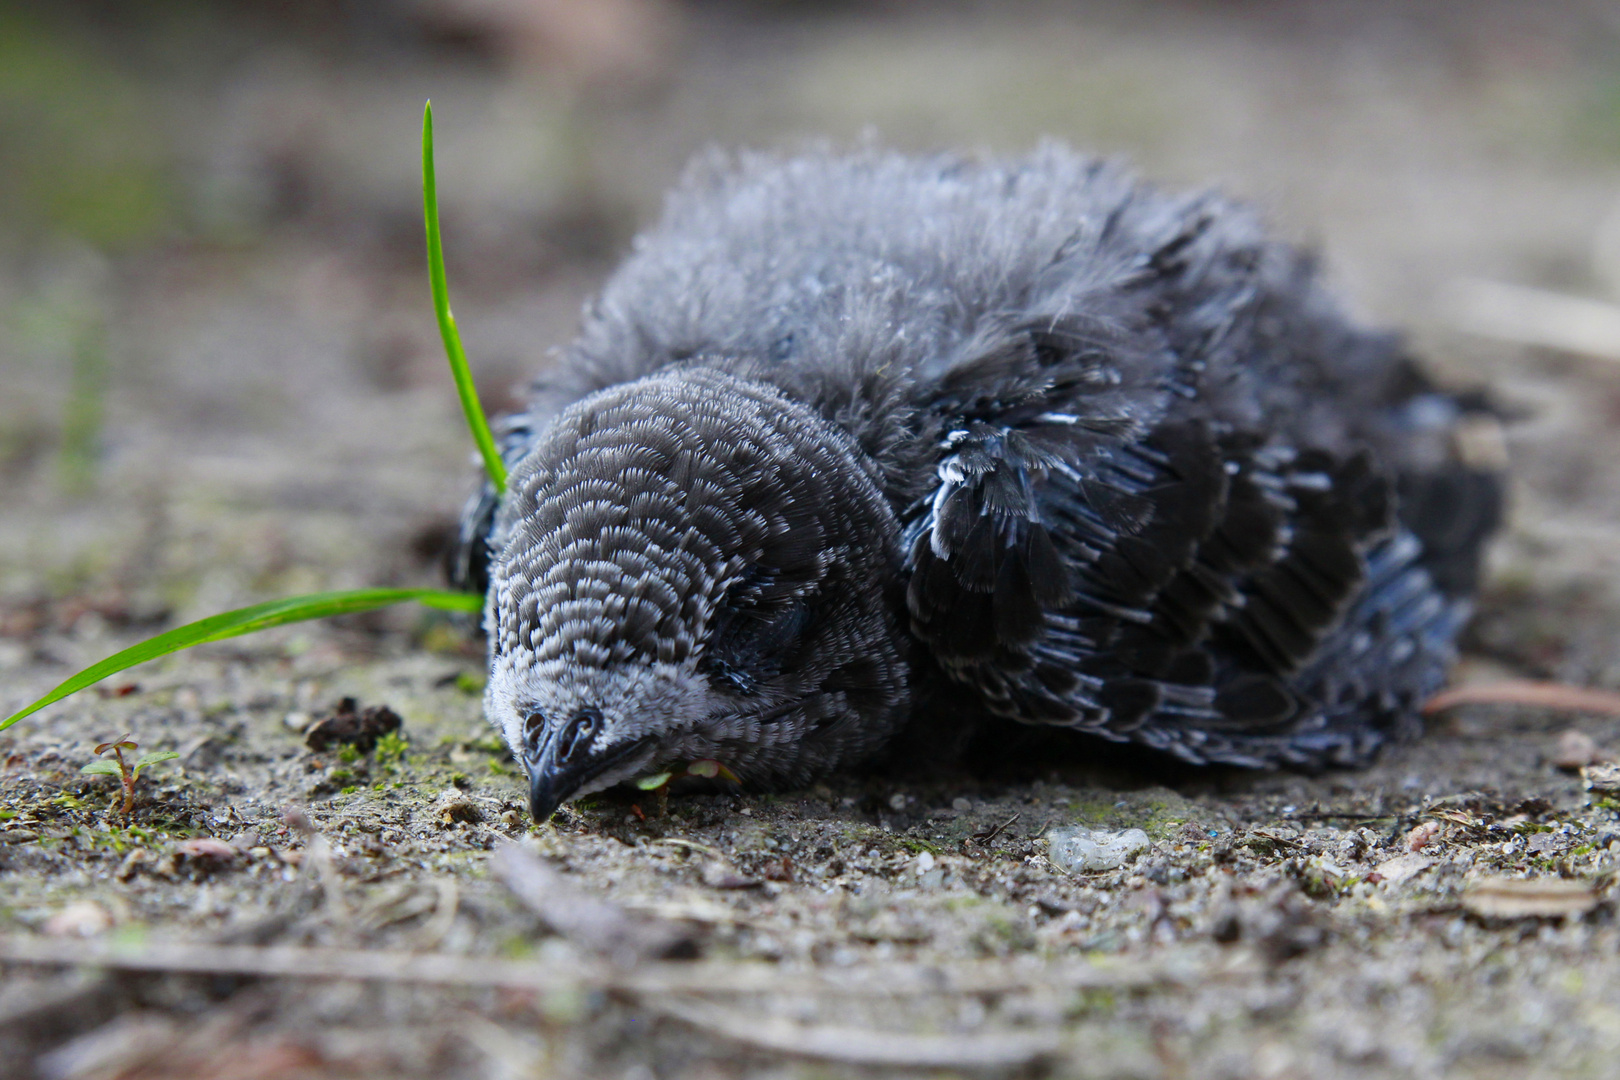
[[1, 587, 483, 732], [422, 101, 507, 493]]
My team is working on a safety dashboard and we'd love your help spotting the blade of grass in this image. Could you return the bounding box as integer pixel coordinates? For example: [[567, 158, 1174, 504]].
[[1, 587, 482, 732], [423, 100, 506, 492]]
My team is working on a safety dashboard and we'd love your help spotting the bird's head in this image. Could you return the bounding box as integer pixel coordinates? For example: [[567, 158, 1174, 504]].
[[484, 368, 910, 821]]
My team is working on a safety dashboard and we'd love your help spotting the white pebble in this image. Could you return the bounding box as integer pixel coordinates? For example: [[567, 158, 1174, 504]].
[[1046, 826, 1150, 873]]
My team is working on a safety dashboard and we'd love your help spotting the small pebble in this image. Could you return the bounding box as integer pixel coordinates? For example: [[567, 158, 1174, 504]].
[[1335, 833, 1369, 862], [436, 792, 483, 825], [951, 797, 972, 812], [1552, 729, 1608, 771], [282, 806, 314, 835], [44, 901, 112, 938], [1583, 762, 1620, 796], [1371, 852, 1432, 885], [1406, 821, 1441, 852], [115, 849, 151, 882], [176, 837, 237, 861], [701, 860, 759, 889], [1211, 908, 1242, 944], [1046, 826, 1150, 873]]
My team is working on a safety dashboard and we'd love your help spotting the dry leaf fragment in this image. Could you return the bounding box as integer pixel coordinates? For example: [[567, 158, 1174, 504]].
[[491, 842, 700, 964], [175, 837, 237, 861], [1462, 878, 1599, 920]]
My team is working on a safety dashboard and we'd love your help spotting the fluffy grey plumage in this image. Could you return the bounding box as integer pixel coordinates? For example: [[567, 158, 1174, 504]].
[[455, 145, 1501, 821]]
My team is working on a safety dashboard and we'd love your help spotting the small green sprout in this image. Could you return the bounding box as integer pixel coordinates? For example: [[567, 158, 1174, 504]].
[[629, 761, 739, 817], [80, 733, 179, 817], [633, 759, 741, 793], [685, 759, 739, 782], [634, 771, 674, 791]]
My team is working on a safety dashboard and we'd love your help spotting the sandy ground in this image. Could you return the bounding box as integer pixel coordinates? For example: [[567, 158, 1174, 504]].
[[6, 2, 1620, 1077]]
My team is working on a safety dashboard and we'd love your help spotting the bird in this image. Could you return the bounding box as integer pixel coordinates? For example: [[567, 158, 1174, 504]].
[[449, 145, 1503, 823]]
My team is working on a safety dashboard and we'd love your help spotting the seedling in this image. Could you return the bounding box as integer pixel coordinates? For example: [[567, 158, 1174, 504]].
[[633, 759, 741, 793], [633, 759, 741, 814], [634, 759, 741, 792], [81, 733, 180, 817]]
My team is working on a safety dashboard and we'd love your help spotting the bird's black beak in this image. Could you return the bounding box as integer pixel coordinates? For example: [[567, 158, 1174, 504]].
[[524, 708, 650, 822], [527, 765, 571, 826]]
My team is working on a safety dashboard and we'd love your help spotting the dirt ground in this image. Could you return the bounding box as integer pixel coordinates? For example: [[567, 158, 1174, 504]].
[[7, 2, 1620, 1077]]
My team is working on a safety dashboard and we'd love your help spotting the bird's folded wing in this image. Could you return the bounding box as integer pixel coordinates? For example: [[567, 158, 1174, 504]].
[[902, 395, 1450, 765]]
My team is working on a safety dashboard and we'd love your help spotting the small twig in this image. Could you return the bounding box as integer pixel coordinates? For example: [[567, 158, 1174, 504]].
[[652, 998, 1063, 1070], [0, 968, 112, 1029], [1422, 681, 1620, 717], [1279, 810, 1399, 823], [649, 837, 721, 858], [282, 806, 347, 922], [0, 935, 1207, 998], [414, 877, 459, 950], [972, 812, 1021, 845], [1039, 854, 1075, 880], [491, 842, 699, 964], [1440, 277, 1620, 363]]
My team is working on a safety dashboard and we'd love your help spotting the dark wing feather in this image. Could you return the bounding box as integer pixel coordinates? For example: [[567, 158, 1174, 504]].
[[905, 402, 1464, 768]]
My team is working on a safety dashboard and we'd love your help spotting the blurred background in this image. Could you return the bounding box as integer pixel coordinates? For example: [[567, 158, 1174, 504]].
[[5, 0, 1620, 682]]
